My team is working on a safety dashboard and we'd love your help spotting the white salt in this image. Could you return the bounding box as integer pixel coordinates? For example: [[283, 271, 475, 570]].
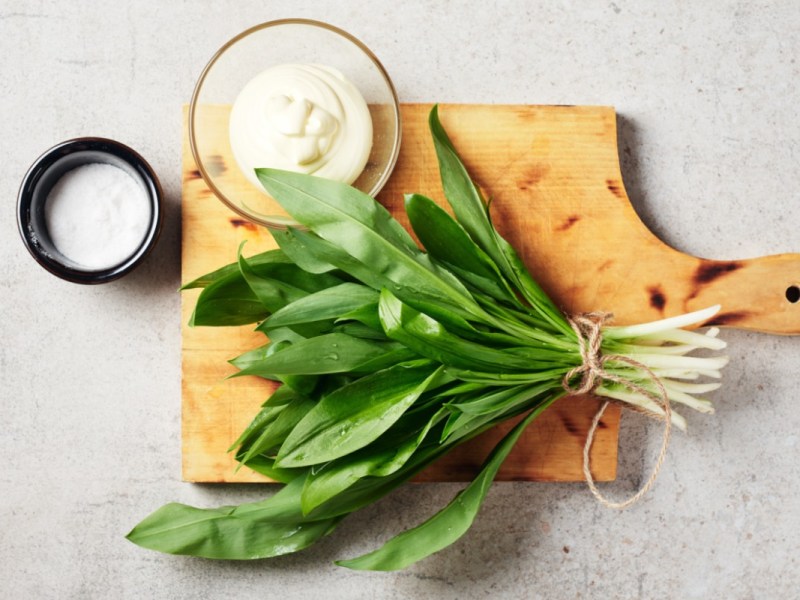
[[45, 162, 151, 270]]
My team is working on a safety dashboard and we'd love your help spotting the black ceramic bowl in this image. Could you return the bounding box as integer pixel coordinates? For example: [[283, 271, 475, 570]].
[[17, 138, 163, 284]]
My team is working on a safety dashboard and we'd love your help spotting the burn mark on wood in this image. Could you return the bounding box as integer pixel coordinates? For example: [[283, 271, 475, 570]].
[[648, 285, 666, 312], [206, 155, 227, 177], [686, 260, 743, 302], [606, 179, 624, 198], [517, 164, 550, 190], [706, 311, 750, 327], [598, 259, 614, 272], [557, 215, 581, 231], [694, 261, 742, 285], [561, 416, 582, 437], [186, 169, 201, 180], [230, 218, 257, 232]]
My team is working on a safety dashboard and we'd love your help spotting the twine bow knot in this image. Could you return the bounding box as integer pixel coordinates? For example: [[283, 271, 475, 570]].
[[562, 313, 672, 510], [562, 312, 613, 396]]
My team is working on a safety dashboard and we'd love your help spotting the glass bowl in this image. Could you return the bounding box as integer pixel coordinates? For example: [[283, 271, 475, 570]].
[[189, 19, 401, 229]]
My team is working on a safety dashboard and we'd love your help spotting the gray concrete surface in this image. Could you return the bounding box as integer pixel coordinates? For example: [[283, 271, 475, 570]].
[[2, 1, 800, 598]]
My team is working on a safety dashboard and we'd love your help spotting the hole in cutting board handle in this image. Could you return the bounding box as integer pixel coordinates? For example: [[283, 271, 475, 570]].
[[786, 285, 800, 303]]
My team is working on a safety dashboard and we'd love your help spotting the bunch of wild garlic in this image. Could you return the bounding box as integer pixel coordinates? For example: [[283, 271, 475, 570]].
[[127, 107, 726, 570]]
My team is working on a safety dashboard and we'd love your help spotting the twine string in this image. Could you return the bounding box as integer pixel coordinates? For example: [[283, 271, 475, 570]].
[[562, 313, 672, 510]]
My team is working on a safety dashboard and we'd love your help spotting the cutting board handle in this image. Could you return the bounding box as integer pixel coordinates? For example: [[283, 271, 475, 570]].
[[604, 147, 800, 334], [681, 254, 800, 334]]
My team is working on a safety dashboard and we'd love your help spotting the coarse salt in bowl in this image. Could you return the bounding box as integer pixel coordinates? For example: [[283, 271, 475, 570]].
[[17, 138, 163, 284]]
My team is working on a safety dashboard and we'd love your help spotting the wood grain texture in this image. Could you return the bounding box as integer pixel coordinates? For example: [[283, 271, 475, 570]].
[[182, 103, 800, 484]]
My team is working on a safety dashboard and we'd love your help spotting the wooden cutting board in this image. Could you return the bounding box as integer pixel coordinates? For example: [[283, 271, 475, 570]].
[[182, 103, 800, 484]]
